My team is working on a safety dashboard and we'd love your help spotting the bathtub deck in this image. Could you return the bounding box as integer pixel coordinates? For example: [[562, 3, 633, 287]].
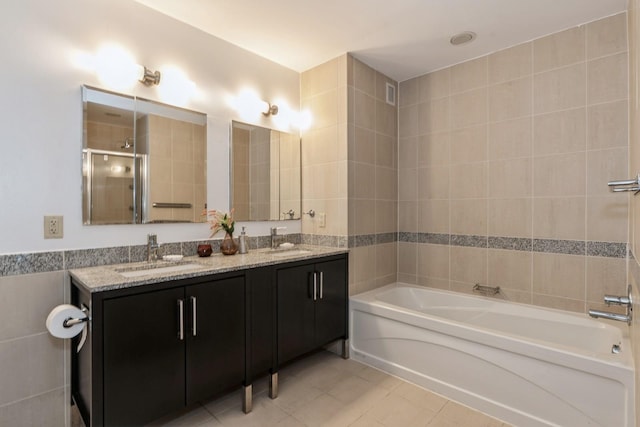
[[72, 350, 511, 426]]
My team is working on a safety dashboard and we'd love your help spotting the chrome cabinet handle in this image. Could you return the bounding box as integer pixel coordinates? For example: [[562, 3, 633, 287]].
[[190, 296, 197, 337], [177, 299, 184, 340], [313, 272, 317, 301], [319, 271, 324, 299]]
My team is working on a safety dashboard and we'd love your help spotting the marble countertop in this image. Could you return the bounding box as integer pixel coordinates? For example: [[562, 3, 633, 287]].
[[70, 245, 348, 293]]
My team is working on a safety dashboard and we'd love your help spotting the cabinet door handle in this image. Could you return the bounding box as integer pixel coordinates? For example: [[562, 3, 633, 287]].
[[177, 299, 184, 341], [319, 271, 324, 299], [313, 272, 317, 301], [190, 296, 197, 337]]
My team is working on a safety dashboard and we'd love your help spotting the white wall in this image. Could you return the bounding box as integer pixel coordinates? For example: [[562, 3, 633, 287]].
[[0, 0, 300, 254]]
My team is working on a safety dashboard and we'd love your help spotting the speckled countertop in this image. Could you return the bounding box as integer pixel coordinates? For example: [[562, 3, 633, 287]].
[[70, 245, 348, 293]]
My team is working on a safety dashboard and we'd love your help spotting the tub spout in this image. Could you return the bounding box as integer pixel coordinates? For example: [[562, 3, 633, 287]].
[[588, 309, 631, 325]]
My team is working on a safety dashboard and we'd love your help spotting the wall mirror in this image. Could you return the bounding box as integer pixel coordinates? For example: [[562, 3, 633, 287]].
[[82, 86, 207, 225], [230, 121, 301, 221]]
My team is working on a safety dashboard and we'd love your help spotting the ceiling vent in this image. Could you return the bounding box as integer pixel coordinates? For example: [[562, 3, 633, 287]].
[[450, 31, 476, 46], [385, 82, 396, 106]]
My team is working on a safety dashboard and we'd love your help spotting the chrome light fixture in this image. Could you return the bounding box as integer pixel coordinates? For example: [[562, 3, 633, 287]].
[[263, 103, 279, 116], [139, 66, 161, 86]]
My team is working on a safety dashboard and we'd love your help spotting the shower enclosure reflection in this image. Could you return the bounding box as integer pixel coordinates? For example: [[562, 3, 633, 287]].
[[82, 86, 207, 225], [83, 150, 144, 224]]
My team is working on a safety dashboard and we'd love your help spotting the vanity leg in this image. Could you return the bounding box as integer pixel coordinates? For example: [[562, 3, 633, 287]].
[[242, 384, 252, 414], [269, 372, 278, 399], [341, 339, 350, 359]]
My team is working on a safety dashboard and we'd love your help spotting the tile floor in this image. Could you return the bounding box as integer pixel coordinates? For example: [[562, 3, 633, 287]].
[[74, 350, 511, 427]]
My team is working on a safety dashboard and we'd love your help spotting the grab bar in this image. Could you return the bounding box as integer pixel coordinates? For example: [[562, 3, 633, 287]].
[[152, 202, 193, 209], [472, 284, 500, 296], [608, 174, 640, 195]]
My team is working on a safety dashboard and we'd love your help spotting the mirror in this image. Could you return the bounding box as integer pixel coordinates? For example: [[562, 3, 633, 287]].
[[230, 121, 301, 221], [82, 86, 206, 225]]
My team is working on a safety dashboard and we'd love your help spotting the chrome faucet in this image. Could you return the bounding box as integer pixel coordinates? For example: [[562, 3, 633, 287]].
[[270, 227, 287, 250], [147, 234, 161, 262], [588, 285, 633, 325]]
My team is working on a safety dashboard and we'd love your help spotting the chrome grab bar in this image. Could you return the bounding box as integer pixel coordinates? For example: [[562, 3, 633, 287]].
[[587, 310, 631, 324], [588, 285, 633, 325], [608, 174, 640, 195], [152, 202, 193, 208], [604, 294, 631, 306], [472, 283, 500, 296]]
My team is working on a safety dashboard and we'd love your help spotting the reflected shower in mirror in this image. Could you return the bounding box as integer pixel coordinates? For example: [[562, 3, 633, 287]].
[[82, 86, 207, 225], [230, 121, 300, 221]]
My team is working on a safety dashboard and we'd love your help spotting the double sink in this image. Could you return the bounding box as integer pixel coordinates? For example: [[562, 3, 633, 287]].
[[114, 248, 312, 278]]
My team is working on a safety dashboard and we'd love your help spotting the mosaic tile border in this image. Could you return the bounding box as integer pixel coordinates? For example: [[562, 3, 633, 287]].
[[301, 234, 348, 248], [397, 232, 627, 258], [0, 232, 627, 277], [348, 233, 399, 248], [0, 233, 304, 277]]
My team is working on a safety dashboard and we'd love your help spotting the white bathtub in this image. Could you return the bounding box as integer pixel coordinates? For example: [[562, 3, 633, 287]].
[[350, 284, 635, 427]]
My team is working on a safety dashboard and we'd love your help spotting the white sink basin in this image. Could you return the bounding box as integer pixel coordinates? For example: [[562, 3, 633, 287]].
[[271, 249, 312, 257], [116, 263, 203, 278]]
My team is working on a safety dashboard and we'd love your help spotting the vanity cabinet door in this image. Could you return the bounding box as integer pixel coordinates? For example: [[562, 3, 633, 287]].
[[185, 275, 245, 404], [314, 258, 348, 347], [277, 263, 316, 363], [103, 287, 186, 427]]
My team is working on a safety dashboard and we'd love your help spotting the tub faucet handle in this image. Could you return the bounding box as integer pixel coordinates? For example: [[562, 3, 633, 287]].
[[604, 295, 631, 306], [603, 284, 632, 306]]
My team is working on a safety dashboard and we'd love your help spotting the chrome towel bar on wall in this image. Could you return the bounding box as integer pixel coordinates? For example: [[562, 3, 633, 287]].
[[609, 173, 640, 195]]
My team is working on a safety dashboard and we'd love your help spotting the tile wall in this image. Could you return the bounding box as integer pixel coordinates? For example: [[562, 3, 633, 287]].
[[347, 58, 399, 294], [0, 271, 67, 425], [232, 127, 250, 219], [398, 13, 629, 313], [278, 131, 302, 220], [300, 55, 399, 295], [627, 0, 640, 419], [300, 55, 350, 246], [248, 126, 271, 220], [147, 114, 207, 223]]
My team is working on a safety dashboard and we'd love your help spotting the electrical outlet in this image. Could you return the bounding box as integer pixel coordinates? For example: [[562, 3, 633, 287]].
[[319, 212, 326, 228], [44, 215, 63, 239]]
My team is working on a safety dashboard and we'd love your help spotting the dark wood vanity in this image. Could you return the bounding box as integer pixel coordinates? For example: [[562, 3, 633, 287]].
[[70, 251, 348, 427]]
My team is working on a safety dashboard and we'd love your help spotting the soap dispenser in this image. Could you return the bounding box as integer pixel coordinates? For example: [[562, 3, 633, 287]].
[[238, 226, 248, 254]]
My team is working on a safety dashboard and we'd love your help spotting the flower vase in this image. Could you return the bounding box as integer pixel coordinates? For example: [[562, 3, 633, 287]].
[[220, 232, 238, 255]]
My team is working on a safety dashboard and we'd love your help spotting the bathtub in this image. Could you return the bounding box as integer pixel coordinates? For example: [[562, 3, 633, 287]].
[[350, 284, 635, 427]]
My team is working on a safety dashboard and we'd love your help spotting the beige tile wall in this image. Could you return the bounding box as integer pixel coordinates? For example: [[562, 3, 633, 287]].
[[232, 127, 250, 219], [301, 55, 398, 295], [301, 55, 349, 239], [148, 115, 207, 223], [627, 1, 640, 421], [0, 272, 67, 425], [279, 131, 302, 220], [349, 57, 399, 295], [398, 13, 629, 313]]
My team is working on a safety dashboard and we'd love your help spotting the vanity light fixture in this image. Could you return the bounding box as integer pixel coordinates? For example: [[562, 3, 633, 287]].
[[73, 43, 195, 104], [139, 66, 161, 86], [263, 103, 278, 116]]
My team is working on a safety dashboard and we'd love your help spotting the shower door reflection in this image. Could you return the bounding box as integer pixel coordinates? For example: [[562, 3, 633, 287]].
[[83, 149, 145, 224]]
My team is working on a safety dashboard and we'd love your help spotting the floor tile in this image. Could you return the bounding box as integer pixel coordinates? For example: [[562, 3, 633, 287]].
[[71, 351, 510, 427], [290, 393, 346, 427]]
